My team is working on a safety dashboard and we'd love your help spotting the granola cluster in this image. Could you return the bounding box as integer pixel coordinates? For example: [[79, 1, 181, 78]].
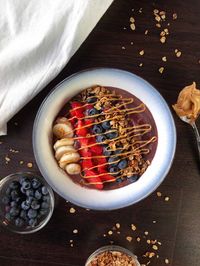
[[87, 250, 138, 266]]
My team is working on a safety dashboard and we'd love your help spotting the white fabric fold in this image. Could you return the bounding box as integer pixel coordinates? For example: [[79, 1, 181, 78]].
[[0, 0, 113, 135]]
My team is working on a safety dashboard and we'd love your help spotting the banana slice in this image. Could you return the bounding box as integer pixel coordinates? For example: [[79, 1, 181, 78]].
[[55, 117, 71, 125], [55, 145, 76, 160], [65, 163, 81, 175], [53, 138, 74, 150], [53, 123, 73, 139], [59, 152, 80, 169]]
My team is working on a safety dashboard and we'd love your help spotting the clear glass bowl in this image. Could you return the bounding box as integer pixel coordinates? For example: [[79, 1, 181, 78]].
[[0, 172, 54, 234], [85, 245, 141, 266]]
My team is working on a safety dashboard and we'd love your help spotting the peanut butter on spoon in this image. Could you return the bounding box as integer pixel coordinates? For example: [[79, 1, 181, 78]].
[[172, 82, 200, 123]]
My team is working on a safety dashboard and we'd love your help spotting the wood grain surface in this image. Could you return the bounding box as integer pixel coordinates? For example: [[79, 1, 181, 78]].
[[1, 0, 200, 265]]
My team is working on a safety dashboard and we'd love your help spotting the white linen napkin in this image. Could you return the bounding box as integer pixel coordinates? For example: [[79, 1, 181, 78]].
[[0, 0, 113, 136]]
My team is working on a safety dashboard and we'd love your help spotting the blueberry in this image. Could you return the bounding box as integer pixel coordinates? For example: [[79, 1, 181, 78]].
[[88, 108, 99, 116], [31, 200, 40, 210], [116, 177, 123, 183], [9, 206, 20, 217], [96, 135, 107, 143], [39, 209, 49, 216], [20, 210, 27, 220], [5, 187, 12, 196], [102, 121, 111, 130], [41, 202, 49, 209], [43, 195, 50, 203], [118, 159, 128, 170], [92, 124, 103, 134], [11, 190, 20, 201], [103, 146, 112, 157], [26, 196, 34, 205], [86, 97, 97, 103], [31, 178, 41, 189], [26, 189, 34, 197], [21, 201, 31, 210], [27, 208, 37, 219], [9, 181, 19, 190], [129, 175, 139, 182], [22, 180, 31, 190], [10, 201, 18, 207], [35, 189, 42, 200], [108, 157, 119, 166], [20, 186, 27, 194], [108, 166, 119, 176], [5, 213, 12, 221], [114, 149, 123, 155], [2, 196, 10, 205], [19, 176, 29, 185], [29, 218, 38, 227], [41, 186, 48, 195], [106, 131, 118, 139], [15, 217, 24, 227]]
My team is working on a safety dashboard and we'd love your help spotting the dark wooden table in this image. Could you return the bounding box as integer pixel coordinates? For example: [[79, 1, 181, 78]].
[[1, 0, 200, 265]]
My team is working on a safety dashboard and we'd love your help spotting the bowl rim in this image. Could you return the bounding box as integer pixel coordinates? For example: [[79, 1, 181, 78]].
[[0, 171, 55, 234], [32, 67, 176, 210]]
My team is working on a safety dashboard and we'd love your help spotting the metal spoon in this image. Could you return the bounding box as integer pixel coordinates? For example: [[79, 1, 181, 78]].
[[180, 116, 200, 161]]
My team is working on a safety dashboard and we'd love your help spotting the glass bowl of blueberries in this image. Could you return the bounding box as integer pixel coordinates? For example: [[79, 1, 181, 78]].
[[0, 172, 54, 234]]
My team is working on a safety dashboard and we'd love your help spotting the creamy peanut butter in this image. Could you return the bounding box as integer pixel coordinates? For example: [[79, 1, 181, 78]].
[[173, 82, 200, 122]]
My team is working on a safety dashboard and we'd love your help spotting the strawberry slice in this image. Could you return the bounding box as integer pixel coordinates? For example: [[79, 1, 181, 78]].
[[90, 145, 103, 155], [76, 120, 88, 137], [81, 157, 93, 170], [100, 174, 115, 182], [71, 102, 84, 118], [85, 170, 103, 190]]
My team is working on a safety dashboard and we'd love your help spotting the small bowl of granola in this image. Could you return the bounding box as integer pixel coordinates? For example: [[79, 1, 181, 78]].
[[85, 245, 140, 266], [33, 68, 176, 210]]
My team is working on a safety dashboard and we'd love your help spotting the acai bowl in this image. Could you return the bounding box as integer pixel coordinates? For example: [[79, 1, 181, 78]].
[[33, 68, 176, 210]]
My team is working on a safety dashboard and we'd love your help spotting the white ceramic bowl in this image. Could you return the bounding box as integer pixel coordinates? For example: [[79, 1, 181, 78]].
[[33, 68, 176, 210]]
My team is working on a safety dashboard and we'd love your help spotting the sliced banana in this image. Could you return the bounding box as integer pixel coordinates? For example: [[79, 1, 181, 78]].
[[55, 145, 76, 160], [59, 152, 80, 169], [55, 117, 72, 125], [53, 138, 74, 150], [53, 123, 73, 139], [65, 163, 81, 175]]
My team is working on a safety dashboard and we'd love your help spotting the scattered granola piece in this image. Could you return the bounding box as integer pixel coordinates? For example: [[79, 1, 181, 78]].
[[156, 23, 161, 28], [69, 207, 76, 214], [162, 56, 167, 62], [159, 67, 164, 74], [0, 141, 2, 144], [5, 156, 10, 163], [139, 7, 143, 13], [73, 229, 78, 234], [160, 36, 166, 43], [145, 30, 148, 35], [126, 236, 133, 242], [130, 23, 136, 31], [153, 220, 157, 224], [165, 196, 170, 201], [117, 231, 120, 234], [165, 258, 170, 264], [144, 231, 149, 236], [116, 223, 120, 229], [131, 224, 137, 231], [70, 243, 74, 247], [70, 239, 73, 243], [147, 239, 151, 244], [131, 41, 134, 45], [152, 245, 158, 250], [122, 46, 126, 50], [139, 50, 145, 56], [136, 237, 141, 242], [176, 51, 182, 57], [27, 162, 33, 168], [156, 191, 162, 197], [108, 230, 113, 235], [173, 13, 177, 20], [130, 17, 135, 23], [139, 63, 143, 67]]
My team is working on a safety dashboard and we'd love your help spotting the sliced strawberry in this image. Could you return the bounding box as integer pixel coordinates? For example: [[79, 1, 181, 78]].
[[78, 137, 89, 147], [100, 174, 115, 182], [84, 119, 94, 126], [71, 102, 84, 118], [81, 157, 93, 170], [90, 145, 103, 155], [85, 170, 103, 190], [98, 165, 107, 174], [96, 157, 107, 165], [76, 120, 88, 137]]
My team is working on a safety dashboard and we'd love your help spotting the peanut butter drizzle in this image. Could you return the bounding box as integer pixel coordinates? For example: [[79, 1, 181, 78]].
[[67, 90, 157, 186]]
